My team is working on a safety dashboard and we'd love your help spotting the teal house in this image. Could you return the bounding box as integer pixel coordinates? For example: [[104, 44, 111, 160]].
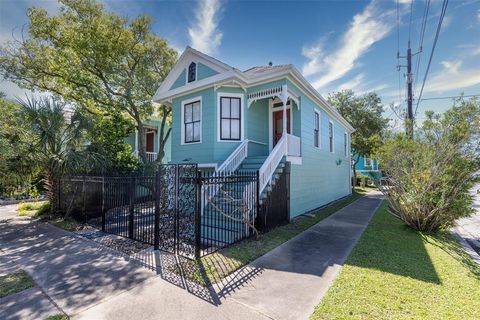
[[153, 47, 354, 219], [124, 118, 171, 163], [353, 155, 381, 181]]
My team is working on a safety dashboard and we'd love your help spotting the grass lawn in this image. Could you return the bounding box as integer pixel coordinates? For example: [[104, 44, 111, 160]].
[[182, 187, 373, 285], [0, 270, 36, 298], [311, 201, 480, 320]]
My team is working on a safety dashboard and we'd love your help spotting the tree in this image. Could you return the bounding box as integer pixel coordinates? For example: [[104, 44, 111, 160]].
[[83, 111, 139, 174], [377, 98, 480, 232], [0, 93, 38, 196], [328, 90, 388, 184], [0, 0, 177, 164], [18, 96, 101, 212]]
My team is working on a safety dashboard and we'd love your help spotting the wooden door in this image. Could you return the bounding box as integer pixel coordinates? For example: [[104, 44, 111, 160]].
[[146, 131, 155, 153], [273, 109, 291, 146]]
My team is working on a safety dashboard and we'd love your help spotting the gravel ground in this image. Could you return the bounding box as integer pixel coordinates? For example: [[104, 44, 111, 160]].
[[76, 229, 151, 256]]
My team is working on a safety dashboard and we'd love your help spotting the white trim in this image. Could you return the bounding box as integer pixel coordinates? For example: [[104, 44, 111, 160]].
[[216, 92, 245, 142], [181, 96, 202, 145], [186, 61, 199, 84], [356, 169, 380, 172], [314, 109, 321, 149], [198, 163, 218, 169], [364, 157, 374, 168], [286, 156, 302, 165], [268, 98, 293, 152], [328, 120, 334, 153]]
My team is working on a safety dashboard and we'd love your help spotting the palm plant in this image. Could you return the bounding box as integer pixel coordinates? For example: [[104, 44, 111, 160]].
[[18, 96, 102, 213]]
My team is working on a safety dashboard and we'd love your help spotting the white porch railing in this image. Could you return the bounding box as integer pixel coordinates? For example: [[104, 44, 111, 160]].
[[134, 151, 157, 162], [286, 134, 301, 157], [258, 134, 287, 194], [216, 139, 249, 175]]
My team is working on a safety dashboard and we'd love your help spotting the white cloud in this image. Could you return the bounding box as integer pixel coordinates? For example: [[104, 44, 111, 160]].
[[423, 59, 480, 93], [337, 73, 389, 95], [302, 1, 395, 90], [188, 0, 223, 55]]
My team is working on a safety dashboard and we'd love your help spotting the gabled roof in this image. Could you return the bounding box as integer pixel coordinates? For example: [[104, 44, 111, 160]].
[[153, 47, 354, 132], [243, 64, 292, 78]]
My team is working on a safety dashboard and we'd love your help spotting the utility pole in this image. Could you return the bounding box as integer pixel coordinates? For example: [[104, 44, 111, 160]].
[[398, 41, 415, 138], [406, 41, 414, 138]]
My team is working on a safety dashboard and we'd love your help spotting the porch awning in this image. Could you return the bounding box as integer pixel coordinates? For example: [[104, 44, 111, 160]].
[[247, 84, 300, 108]]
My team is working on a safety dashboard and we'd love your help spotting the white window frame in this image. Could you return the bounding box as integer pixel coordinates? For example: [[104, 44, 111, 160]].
[[328, 120, 334, 153], [314, 109, 321, 149], [217, 92, 244, 142], [186, 61, 198, 84], [344, 132, 348, 158], [181, 96, 202, 145], [364, 157, 374, 168]]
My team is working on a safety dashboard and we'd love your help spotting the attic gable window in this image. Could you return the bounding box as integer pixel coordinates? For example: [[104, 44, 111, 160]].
[[188, 62, 196, 83]]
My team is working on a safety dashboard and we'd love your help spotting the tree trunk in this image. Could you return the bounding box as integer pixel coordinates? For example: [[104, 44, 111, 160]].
[[352, 155, 360, 187], [45, 168, 57, 215], [156, 105, 172, 164], [136, 120, 148, 164]]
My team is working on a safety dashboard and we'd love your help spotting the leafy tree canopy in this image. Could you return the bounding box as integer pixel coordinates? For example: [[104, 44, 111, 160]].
[[328, 90, 389, 173], [0, 0, 177, 163]]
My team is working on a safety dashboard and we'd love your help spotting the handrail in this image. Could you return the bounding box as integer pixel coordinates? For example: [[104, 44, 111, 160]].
[[216, 139, 249, 175], [248, 140, 268, 146], [258, 134, 287, 194]]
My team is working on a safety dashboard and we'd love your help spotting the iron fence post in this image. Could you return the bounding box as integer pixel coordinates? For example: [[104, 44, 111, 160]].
[[154, 170, 160, 250], [256, 170, 260, 230], [129, 175, 135, 239], [101, 176, 105, 231], [194, 170, 202, 259], [82, 175, 87, 224]]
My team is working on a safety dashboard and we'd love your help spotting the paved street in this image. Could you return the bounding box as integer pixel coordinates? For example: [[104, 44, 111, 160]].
[[0, 191, 383, 320], [455, 184, 480, 254]]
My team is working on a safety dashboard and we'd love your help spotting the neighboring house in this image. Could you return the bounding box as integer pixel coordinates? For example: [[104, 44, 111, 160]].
[[353, 154, 381, 181], [153, 47, 354, 219], [124, 118, 172, 163]]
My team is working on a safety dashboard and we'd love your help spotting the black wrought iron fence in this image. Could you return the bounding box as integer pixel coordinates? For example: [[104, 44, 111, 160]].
[[55, 165, 265, 259]]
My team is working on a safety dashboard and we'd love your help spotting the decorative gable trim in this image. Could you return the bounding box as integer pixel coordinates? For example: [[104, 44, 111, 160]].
[[154, 46, 234, 101]]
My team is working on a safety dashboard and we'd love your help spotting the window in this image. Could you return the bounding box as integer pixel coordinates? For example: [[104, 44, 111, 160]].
[[328, 121, 334, 153], [183, 100, 201, 143], [188, 62, 196, 83], [220, 97, 241, 140], [314, 111, 320, 148], [344, 132, 348, 157], [364, 158, 374, 168]]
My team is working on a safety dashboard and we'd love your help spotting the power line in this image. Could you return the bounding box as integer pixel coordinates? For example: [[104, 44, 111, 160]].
[[413, 0, 431, 94], [419, 94, 480, 101], [414, 0, 449, 115], [408, 0, 415, 42]]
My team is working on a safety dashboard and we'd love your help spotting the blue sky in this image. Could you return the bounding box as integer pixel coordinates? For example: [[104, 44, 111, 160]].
[[1, 0, 479, 126]]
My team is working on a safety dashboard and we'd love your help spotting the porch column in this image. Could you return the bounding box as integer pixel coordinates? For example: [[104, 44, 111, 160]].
[[134, 129, 138, 154], [281, 84, 288, 136]]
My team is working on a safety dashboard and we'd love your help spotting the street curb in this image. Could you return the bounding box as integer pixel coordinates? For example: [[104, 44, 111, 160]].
[[451, 229, 480, 266]]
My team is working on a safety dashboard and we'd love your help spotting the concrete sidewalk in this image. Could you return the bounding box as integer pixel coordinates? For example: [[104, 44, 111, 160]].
[[0, 191, 382, 320], [77, 191, 383, 320]]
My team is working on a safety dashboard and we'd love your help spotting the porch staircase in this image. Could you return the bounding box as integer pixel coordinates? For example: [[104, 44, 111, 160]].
[[236, 156, 286, 203], [200, 155, 286, 249]]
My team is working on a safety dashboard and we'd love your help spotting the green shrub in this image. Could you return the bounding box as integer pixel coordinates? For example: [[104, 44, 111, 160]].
[[17, 201, 49, 217], [378, 98, 480, 232]]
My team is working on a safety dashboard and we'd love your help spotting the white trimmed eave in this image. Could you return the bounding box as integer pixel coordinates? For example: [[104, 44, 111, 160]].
[[154, 64, 354, 133]]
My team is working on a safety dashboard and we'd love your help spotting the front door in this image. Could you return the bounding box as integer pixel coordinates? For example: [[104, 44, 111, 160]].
[[146, 131, 155, 153], [273, 109, 291, 146]]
